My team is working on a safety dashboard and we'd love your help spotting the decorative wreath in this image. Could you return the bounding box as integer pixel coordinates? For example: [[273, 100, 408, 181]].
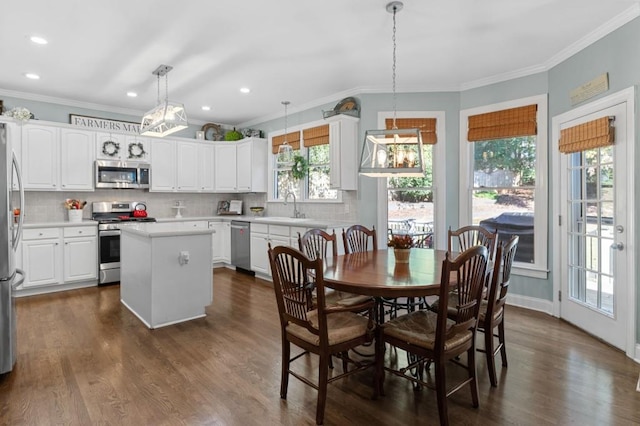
[[128, 142, 146, 159], [102, 140, 120, 157], [291, 155, 309, 180]]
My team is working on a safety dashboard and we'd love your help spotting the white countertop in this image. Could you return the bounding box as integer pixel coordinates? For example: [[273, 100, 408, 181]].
[[120, 222, 214, 238], [22, 216, 354, 230]]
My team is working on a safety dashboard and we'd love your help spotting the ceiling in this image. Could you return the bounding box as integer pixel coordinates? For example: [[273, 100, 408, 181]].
[[1, 1, 639, 127]]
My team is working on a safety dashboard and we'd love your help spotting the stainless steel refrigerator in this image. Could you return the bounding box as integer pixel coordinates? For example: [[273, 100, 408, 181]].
[[0, 122, 25, 374]]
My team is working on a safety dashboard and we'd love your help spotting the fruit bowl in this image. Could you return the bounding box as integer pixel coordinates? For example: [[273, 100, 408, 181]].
[[249, 207, 264, 217]]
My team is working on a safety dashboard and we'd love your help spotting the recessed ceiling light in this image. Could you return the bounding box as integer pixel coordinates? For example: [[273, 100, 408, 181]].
[[240, 87, 250, 94], [126, 92, 138, 97], [30, 36, 48, 45], [25, 73, 40, 80], [201, 106, 211, 111]]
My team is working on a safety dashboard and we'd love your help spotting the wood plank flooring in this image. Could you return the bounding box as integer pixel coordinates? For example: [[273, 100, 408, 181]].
[[1, 269, 639, 425]]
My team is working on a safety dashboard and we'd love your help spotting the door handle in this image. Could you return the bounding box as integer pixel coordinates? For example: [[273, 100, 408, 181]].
[[610, 242, 624, 251]]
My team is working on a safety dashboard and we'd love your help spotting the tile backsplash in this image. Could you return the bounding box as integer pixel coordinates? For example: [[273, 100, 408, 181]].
[[18, 190, 358, 223]]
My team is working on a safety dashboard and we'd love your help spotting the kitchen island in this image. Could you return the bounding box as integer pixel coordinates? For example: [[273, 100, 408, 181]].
[[120, 223, 214, 329]]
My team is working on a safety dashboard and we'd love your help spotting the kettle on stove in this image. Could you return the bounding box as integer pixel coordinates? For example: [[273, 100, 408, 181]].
[[133, 203, 148, 217]]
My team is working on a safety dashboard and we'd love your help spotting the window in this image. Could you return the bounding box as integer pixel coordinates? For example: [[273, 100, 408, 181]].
[[460, 95, 548, 278], [270, 123, 339, 202]]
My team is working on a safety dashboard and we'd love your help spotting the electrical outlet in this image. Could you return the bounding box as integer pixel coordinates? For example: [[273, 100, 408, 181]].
[[344, 203, 350, 214]]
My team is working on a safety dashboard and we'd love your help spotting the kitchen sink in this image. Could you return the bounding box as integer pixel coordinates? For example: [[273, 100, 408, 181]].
[[253, 217, 310, 223]]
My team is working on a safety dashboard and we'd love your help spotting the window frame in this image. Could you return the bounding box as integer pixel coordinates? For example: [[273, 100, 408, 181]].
[[376, 110, 447, 250], [459, 94, 548, 279], [268, 118, 342, 204]]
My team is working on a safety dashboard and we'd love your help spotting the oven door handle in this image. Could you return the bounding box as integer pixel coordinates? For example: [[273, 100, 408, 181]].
[[100, 230, 121, 237]]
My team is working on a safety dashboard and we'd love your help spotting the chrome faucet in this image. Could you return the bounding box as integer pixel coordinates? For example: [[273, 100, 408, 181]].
[[284, 192, 304, 218]]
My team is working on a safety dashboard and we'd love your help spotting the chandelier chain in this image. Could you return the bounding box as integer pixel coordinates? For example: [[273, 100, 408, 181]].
[[392, 4, 398, 129]]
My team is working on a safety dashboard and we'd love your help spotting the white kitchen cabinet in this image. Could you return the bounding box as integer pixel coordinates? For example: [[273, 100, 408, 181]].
[[151, 139, 214, 193], [22, 124, 94, 191], [250, 229, 270, 276], [215, 138, 267, 192], [250, 223, 294, 277], [63, 226, 98, 282], [21, 228, 63, 288], [198, 143, 215, 192], [210, 222, 223, 263], [176, 141, 199, 191], [221, 221, 231, 263], [150, 138, 177, 191], [214, 143, 237, 192], [6, 121, 21, 191], [96, 133, 150, 162], [21, 124, 59, 190], [326, 115, 359, 190], [21, 225, 97, 290], [60, 128, 95, 191], [124, 136, 150, 162], [182, 220, 208, 229]]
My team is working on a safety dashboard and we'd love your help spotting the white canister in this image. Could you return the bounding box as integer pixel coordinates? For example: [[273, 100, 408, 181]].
[[68, 209, 83, 223]]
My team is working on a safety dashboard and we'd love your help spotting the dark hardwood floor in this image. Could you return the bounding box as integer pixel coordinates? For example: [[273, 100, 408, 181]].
[[1, 269, 639, 425]]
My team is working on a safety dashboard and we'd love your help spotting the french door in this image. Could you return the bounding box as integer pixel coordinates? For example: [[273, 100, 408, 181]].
[[555, 89, 635, 353]]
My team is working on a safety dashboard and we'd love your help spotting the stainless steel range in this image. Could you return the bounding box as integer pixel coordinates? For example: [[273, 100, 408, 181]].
[[92, 201, 156, 285]]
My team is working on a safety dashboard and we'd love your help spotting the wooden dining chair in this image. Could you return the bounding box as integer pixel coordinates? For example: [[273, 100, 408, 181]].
[[477, 235, 518, 387], [448, 225, 498, 261], [298, 228, 372, 308], [342, 225, 377, 254], [374, 245, 489, 426], [268, 244, 376, 425]]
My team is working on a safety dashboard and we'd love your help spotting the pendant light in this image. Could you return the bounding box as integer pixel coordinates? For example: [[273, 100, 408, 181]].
[[358, 1, 425, 177], [140, 64, 188, 137], [276, 101, 295, 167]]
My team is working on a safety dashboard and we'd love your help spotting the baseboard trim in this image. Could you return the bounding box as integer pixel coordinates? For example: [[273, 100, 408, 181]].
[[506, 293, 554, 316], [14, 281, 98, 298]]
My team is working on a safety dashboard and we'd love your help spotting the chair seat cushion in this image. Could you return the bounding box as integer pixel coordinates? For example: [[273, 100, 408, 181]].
[[477, 299, 503, 324], [313, 289, 372, 308], [287, 310, 372, 346], [382, 310, 472, 351]]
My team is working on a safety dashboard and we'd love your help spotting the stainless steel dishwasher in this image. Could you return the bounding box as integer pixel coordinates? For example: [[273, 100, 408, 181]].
[[230, 221, 252, 273]]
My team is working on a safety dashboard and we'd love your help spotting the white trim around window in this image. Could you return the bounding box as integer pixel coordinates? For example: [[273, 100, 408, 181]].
[[267, 117, 343, 204], [459, 94, 548, 279], [376, 110, 447, 250]]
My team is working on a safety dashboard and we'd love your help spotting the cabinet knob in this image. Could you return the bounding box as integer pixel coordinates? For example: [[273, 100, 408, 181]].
[[79, 231, 83, 234], [38, 232, 43, 236]]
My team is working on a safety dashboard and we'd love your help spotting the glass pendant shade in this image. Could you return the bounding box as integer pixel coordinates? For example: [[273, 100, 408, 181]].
[[140, 100, 188, 137], [276, 142, 294, 167], [359, 128, 425, 177]]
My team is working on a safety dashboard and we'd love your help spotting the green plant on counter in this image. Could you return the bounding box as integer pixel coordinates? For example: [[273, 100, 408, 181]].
[[224, 128, 243, 141], [291, 155, 308, 180]]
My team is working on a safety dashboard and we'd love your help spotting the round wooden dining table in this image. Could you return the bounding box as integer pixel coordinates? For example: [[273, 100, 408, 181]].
[[322, 248, 449, 299]]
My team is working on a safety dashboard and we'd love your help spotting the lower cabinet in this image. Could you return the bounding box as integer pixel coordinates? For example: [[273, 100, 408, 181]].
[[21, 225, 97, 290], [250, 224, 303, 277], [210, 221, 231, 264]]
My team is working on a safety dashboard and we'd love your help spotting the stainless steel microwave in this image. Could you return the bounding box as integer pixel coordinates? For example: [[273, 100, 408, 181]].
[[95, 160, 150, 189]]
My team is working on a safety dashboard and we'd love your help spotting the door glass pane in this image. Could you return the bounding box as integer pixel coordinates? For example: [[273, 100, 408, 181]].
[[567, 147, 616, 317]]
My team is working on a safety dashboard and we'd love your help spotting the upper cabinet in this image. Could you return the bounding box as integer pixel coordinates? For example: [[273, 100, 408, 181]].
[[150, 138, 215, 192], [96, 133, 150, 162], [326, 115, 359, 191], [215, 137, 267, 192], [21, 124, 94, 191], [60, 128, 95, 191], [22, 124, 59, 190]]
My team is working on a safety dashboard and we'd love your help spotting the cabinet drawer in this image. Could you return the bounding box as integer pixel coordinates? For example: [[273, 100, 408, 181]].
[[23, 228, 60, 240], [63, 226, 97, 238], [251, 223, 269, 234], [269, 225, 290, 237], [183, 221, 208, 229]]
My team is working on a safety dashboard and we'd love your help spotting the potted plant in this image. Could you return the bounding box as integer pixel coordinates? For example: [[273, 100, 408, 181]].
[[388, 234, 414, 263]]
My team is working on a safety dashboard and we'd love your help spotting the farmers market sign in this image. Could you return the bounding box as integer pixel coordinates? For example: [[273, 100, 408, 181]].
[[69, 114, 140, 134]]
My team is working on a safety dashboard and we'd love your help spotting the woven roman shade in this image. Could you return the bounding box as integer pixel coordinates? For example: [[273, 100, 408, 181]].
[[385, 118, 437, 144], [467, 104, 537, 142], [558, 116, 614, 154], [303, 124, 329, 147], [272, 131, 301, 154]]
